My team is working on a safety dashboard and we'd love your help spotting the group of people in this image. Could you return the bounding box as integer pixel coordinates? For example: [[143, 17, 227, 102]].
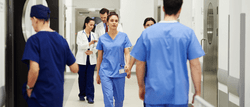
[[22, 0, 204, 107]]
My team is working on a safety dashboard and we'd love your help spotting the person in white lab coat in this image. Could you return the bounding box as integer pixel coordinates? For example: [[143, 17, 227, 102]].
[[75, 17, 98, 104], [95, 8, 123, 39]]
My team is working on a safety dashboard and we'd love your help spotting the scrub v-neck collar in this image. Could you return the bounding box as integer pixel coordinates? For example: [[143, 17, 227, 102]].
[[107, 31, 119, 40]]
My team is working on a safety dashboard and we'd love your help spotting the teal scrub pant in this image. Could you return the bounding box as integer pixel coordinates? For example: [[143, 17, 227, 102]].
[[145, 104, 188, 107], [100, 75, 125, 107]]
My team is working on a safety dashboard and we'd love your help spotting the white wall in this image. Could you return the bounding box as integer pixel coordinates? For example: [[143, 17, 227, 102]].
[[229, 0, 241, 79], [242, 0, 250, 106], [218, 0, 229, 71], [179, 0, 192, 29], [59, 0, 65, 37], [0, 0, 5, 88], [120, 0, 155, 45]]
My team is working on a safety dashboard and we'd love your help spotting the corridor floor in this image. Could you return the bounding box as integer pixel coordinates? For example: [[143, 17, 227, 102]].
[[63, 72, 143, 107]]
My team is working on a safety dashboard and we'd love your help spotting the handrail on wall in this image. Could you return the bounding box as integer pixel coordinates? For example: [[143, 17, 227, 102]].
[[193, 96, 214, 107]]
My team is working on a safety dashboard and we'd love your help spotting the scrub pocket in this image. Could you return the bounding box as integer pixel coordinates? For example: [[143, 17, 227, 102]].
[[22, 82, 37, 101]]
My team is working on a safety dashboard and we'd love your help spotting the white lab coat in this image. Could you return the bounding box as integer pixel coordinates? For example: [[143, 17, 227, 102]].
[[94, 22, 123, 39], [75, 30, 98, 65]]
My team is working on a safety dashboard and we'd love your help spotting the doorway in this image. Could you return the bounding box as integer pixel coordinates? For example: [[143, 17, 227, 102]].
[[202, 0, 219, 106]]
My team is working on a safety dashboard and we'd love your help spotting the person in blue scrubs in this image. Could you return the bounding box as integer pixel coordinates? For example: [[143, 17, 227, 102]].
[[96, 12, 132, 107], [75, 17, 98, 103], [130, 0, 205, 107], [21, 4, 79, 107]]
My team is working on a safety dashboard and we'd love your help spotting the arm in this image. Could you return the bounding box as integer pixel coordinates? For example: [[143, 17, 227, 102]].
[[124, 48, 131, 79], [27, 60, 40, 97], [77, 32, 90, 50], [136, 60, 146, 100], [69, 62, 79, 73], [96, 50, 103, 84], [129, 57, 136, 71], [189, 58, 202, 103]]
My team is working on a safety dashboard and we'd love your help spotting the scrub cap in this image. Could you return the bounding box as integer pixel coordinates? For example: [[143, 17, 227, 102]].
[[30, 4, 51, 21]]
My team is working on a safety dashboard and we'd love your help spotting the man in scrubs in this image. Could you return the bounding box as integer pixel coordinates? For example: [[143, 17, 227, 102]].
[[21, 4, 78, 107], [130, 0, 205, 107], [95, 8, 123, 39]]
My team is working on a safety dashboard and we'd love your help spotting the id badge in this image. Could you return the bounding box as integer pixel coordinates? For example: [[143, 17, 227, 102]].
[[119, 69, 125, 74]]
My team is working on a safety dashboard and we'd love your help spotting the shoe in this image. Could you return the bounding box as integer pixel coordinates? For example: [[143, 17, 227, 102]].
[[87, 98, 94, 104], [79, 97, 85, 101]]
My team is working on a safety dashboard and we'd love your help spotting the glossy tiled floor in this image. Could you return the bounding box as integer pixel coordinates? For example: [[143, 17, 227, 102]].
[[63, 72, 143, 107]]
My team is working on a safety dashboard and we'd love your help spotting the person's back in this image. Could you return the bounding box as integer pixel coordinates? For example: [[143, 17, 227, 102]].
[[130, 0, 205, 106], [21, 4, 78, 107], [140, 21, 203, 104], [22, 31, 75, 107]]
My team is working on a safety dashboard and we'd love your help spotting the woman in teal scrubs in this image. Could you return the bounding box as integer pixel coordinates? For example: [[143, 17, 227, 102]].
[[96, 12, 132, 107]]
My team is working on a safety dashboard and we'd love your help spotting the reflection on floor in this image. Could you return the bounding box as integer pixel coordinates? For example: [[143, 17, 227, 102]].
[[63, 72, 143, 107]]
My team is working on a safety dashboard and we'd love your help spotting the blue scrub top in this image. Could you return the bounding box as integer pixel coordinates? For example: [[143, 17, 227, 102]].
[[130, 21, 205, 105], [22, 31, 76, 107], [96, 32, 132, 77]]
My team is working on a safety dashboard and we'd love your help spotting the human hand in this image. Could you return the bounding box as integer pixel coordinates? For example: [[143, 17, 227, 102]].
[[90, 40, 98, 45], [139, 86, 145, 100], [26, 89, 33, 97], [96, 75, 101, 84], [192, 92, 201, 104], [85, 50, 93, 55], [125, 64, 131, 79]]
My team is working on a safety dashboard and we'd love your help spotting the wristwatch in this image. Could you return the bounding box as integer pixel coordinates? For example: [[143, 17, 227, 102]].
[[26, 85, 34, 89]]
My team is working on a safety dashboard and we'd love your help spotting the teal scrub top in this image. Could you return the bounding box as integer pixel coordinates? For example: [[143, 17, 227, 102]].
[[96, 32, 132, 77], [22, 31, 76, 107], [130, 21, 205, 105]]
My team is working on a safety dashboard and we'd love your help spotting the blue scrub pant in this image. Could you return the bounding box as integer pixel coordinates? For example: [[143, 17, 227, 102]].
[[144, 104, 188, 107], [78, 57, 96, 99], [100, 75, 125, 107]]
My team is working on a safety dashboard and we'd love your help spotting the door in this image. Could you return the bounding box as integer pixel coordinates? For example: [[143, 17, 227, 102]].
[[202, 0, 219, 106]]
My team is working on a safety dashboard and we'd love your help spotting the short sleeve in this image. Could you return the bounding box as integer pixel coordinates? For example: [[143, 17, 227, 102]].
[[130, 34, 147, 62], [22, 36, 40, 65], [124, 35, 132, 48], [65, 40, 76, 66], [96, 37, 103, 50], [187, 31, 205, 60]]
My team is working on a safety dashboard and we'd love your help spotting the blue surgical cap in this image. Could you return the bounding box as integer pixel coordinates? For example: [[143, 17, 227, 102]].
[[30, 4, 51, 21]]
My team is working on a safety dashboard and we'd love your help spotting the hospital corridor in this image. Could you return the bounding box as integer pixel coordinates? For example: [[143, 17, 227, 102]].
[[1, 0, 250, 107]]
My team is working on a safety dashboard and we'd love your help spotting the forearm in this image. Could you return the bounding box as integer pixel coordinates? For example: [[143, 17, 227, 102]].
[[190, 58, 202, 95], [129, 57, 136, 70], [124, 48, 130, 65], [96, 51, 103, 75], [27, 69, 39, 88], [136, 60, 146, 88]]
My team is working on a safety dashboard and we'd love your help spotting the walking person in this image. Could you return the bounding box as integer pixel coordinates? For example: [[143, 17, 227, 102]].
[[96, 12, 132, 107], [22, 4, 78, 107], [75, 17, 98, 104], [130, 0, 205, 106]]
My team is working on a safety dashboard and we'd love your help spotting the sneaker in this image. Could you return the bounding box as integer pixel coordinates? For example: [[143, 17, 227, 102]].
[[79, 97, 85, 101], [87, 98, 94, 104]]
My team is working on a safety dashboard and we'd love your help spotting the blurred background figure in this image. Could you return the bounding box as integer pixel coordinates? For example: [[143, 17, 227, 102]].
[[143, 17, 156, 29], [75, 17, 98, 104]]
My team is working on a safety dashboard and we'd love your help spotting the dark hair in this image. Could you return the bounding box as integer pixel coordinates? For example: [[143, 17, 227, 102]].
[[99, 8, 109, 14], [83, 17, 95, 30], [163, 0, 183, 15], [143, 17, 156, 26], [107, 12, 119, 22]]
